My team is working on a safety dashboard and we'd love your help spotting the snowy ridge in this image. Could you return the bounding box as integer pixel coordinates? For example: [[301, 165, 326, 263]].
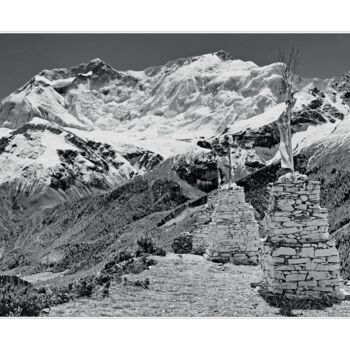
[[0, 117, 163, 218], [1, 51, 350, 217], [0, 52, 286, 141]]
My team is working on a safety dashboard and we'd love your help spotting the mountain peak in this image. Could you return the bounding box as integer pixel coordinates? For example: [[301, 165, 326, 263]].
[[87, 57, 105, 65], [212, 49, 234, 61], [82, 57, 119, 80], [84, 57, 112, 70]]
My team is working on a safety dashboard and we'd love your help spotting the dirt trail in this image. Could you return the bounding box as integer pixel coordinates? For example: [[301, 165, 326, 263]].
[[46, 254, 350, 317]]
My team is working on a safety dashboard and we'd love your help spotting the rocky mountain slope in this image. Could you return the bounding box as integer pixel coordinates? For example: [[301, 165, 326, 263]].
[[0, 51, 333, 154], [2, 51, 350, 278], [172, 85, 349, 192], [1, 50, 349, 164], [0, 164, 205, 275], [0, 117, 163, 234]]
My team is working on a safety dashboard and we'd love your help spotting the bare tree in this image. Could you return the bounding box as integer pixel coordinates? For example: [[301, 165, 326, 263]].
[[276, 46, 301, 101], [275, 47, 301, 173]]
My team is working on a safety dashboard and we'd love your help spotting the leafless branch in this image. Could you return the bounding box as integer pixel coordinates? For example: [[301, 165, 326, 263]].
[[276, 46, 301, 99]]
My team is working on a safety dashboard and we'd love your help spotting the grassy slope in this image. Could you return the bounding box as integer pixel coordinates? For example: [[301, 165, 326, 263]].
[[0, 164, 205, 275]]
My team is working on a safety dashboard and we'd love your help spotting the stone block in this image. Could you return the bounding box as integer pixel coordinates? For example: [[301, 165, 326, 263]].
[[288, 258, 310, 264], [277, 205, 294, 212], [309, 271, 332, 280], [327, 256, 339, 263], [318, 279, 340, 286], [286, 274, 306, 282], [281, 227, 301, 234], [275, 265, 295, 271], [272, 247, 296, 256], [300, 247, 314, 258], [315, 264, 340, 271], [315, 247, 338, 257], [283, 221, 300, 227], [298, 280, 317, 287]]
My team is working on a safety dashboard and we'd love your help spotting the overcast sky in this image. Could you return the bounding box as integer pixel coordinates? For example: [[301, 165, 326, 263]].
[[0, 33, 350, 99]]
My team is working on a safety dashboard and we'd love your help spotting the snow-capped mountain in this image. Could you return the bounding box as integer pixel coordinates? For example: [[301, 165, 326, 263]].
[[172, 80, 349, 192], [0, 51, 295, 151], [0, 52, 288, 136], [1, 50, 350, 225], [1, 51, 348, 151], [2, 49, 350, 280], [0, 118, 163, 229]]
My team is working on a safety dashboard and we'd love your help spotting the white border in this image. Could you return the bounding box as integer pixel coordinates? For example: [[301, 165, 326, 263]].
[[1, 0, 350, 349], [0, 318, 349, 349], [0, 0, 350, 32]]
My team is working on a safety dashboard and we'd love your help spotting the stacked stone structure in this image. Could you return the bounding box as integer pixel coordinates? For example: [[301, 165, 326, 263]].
[[204, 184, 260, 264], [191, 191, 219, 254], [261, 172, 342, 300]]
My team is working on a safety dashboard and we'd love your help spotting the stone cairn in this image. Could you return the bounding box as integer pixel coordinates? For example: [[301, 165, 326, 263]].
[[261, 172, 342, 300], [204, 184, 260, 264], [191, 191, 219, 255]]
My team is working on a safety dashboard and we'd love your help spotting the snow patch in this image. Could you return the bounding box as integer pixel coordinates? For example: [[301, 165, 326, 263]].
[[51, 77, 75, 89], [80, 71, 93, 77]]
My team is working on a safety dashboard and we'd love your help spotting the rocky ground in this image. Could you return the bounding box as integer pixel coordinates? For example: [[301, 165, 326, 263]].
[[44, 253, 350, 317]]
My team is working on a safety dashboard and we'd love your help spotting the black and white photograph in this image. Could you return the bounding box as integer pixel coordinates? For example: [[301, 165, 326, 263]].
[[3, 6, 350, 343]]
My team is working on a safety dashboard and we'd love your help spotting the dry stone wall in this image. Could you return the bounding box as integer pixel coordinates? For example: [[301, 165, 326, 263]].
[[261, 172, 342, 300], [191, 190, 219, 254], [204, 185, 260, 264]]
